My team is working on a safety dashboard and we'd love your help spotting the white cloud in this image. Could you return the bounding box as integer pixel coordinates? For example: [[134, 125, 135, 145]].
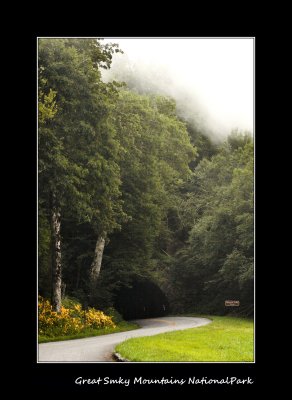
[[103, 38, 254, 136]]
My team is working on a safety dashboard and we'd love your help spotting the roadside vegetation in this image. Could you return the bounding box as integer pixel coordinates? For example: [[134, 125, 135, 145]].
[[115, 316, 254, 362], [38, 296, 138, 343], [38, 39, 253, 319]]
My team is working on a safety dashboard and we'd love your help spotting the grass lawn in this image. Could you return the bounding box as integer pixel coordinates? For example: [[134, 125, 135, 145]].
[[115, 316, 254, 362], [39, 321, 139, 343]]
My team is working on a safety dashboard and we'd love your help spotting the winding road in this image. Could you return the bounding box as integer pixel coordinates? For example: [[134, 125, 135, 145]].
[[38, 316, 211, 362]]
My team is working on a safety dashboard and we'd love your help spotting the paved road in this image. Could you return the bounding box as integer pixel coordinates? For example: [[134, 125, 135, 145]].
[[38, 316, 211, 362]]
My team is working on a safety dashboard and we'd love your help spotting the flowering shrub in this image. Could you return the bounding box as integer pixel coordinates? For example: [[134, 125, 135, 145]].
[[38, 296, 115, 337]]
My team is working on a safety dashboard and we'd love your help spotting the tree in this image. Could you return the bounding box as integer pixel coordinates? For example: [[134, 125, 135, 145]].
[[169, 133, 254, 315], [99, 90, 196, 301], [38, 38, 123, 311], [38, 39, 254, 320]]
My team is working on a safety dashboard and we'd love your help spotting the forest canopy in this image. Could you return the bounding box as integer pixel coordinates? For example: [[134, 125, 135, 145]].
[[38, 38, 254, 318]]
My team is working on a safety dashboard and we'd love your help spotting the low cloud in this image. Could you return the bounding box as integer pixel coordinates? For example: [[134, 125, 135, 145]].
[[102, 38, 254, 141]]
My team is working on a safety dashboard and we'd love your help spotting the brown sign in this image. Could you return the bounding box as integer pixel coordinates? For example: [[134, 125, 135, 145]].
[[225, 300, 240, 306]]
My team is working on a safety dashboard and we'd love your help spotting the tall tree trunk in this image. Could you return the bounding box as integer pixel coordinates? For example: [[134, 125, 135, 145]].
[[89, 233, 106, 296], [51, 204, 62, 312]]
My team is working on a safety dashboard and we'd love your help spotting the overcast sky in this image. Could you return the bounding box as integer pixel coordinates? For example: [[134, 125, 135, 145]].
[[103, 38, 254, 137]]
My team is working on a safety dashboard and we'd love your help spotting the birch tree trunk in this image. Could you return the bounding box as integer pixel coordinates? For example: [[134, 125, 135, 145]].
[[89, 233, 106, 294], [51, 206, 62, 312]]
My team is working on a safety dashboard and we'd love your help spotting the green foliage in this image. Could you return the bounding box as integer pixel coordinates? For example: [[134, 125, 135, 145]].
[[62, 296, 82, 309], [38, 38, 254, 321], [38, 207, 51, 297], [38, 38, 125, 231], [102, 89, 196, 291], [103, 307, 124, 324], [38, 85, 58, 123], [228, 129, 252, 150], [169, 134, 254, 315], [38, 39, 126, 307]]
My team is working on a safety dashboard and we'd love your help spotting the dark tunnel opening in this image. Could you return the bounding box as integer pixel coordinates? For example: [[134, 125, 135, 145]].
[[114, 279, 170, 320]]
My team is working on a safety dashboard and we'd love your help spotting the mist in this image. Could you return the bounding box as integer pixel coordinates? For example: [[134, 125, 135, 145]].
[[102, 38, 254, 141]]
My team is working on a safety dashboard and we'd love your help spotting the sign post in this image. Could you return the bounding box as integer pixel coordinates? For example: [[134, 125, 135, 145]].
[[225, 300, 240, 307]]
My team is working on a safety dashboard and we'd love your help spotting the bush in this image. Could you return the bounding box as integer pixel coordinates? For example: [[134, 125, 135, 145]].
[[104, 307, 124, 324], [62, 296, 82, 309], [38, 296, 115, 337]]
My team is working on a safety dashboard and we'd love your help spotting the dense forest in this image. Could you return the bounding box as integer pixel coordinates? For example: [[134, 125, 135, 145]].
[[38, 38, 254, 320]]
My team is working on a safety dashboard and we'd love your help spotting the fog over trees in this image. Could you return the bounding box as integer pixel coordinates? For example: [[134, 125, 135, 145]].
[[38, 38, 254, 318]]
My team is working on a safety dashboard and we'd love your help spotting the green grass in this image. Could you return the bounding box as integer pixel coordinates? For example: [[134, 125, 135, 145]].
[[115, 316, 254, 362], [38, 321, 139, 343]]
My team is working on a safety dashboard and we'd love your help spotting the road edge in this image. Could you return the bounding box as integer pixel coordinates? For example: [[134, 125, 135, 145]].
[[113, 352, 129, 362]]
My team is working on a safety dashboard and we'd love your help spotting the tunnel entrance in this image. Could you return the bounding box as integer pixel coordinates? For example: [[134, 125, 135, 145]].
[[114, 279, 170, 320]]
